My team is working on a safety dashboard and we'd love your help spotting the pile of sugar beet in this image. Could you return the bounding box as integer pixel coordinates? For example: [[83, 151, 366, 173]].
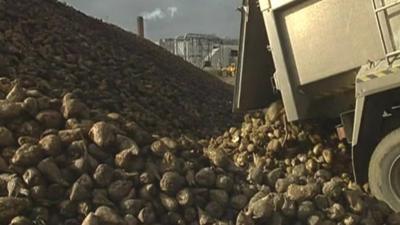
[[0, 79, 399, 225], [0, 0, 400, 225], [0, 0, 239, 139]]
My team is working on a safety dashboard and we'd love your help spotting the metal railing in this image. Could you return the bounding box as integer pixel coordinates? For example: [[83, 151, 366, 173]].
[[372, 0, 400, 64]]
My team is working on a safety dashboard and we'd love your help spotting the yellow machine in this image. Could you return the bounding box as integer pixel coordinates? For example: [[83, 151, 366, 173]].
[[221, 63, 236, 77]]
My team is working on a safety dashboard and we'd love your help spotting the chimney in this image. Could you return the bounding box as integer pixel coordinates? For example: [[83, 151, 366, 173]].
[[137, 16, 144, 38]]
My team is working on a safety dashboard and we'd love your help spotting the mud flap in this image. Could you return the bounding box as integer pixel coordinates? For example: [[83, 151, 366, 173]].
[[233, 0, 276, 112], [352, 94, 385, 184]]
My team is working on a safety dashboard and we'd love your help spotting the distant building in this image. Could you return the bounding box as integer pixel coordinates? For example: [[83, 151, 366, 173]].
[[159, 33, 238, 71], [159, 38, 175, 54], [206, 44, 238, 70]]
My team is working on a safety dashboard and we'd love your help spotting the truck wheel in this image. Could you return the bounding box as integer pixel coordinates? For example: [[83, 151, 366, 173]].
[[369, 127, 400, 211]]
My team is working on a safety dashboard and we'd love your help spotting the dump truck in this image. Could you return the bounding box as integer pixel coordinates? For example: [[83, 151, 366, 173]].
[[234, 0, 400, 211]]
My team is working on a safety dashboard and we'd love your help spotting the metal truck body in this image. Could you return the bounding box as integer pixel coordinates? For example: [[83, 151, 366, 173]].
[[234, 0, 400, 211]]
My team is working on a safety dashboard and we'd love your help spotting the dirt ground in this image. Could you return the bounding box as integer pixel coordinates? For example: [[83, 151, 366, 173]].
[[212, 74, 236, 86]]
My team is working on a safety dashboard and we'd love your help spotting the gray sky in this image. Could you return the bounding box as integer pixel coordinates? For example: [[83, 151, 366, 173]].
[[60, 0, 242, 41]]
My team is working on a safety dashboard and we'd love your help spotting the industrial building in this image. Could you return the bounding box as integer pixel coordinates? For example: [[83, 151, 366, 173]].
[[159, 33, 238, 73]]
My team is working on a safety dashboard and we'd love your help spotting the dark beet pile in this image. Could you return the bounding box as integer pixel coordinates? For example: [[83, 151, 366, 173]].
[[0, 0, 239, 139]]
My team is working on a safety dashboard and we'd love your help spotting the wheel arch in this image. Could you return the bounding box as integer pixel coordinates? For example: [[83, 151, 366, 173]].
[[352, 75, 400, 184]]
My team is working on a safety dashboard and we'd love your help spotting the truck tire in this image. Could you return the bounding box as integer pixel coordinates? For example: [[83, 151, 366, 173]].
[[369, 127, 400, 211]]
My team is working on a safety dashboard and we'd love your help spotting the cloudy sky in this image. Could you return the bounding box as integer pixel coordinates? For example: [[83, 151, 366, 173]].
[[60, 0, 242, 41]]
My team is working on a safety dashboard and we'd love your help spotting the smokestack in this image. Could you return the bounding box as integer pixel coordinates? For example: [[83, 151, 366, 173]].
[[137, 16, 144, 38]]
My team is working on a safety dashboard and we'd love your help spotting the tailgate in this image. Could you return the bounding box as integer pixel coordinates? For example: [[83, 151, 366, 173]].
[[233, 0, 277, 112]]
